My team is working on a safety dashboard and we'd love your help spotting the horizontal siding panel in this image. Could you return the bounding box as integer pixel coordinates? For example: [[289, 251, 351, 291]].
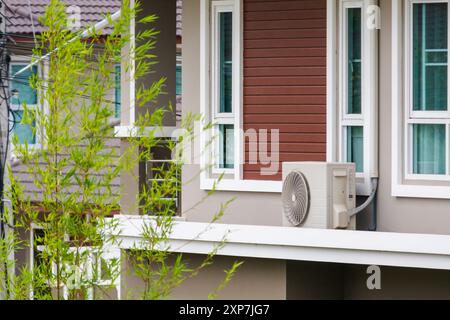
[[245, 105, 326, 114], [12, 137, 122, 203], [245, 19, 326, 31], [245, 9, 326, 21], [243, 0, 326, 181], [244, 38, 325, 49], [245, 142, 326, 153], [245, 76, 326, 86], [245, 153, 326, 162], [245, 96, 326, 105], [244, 86, 325, 95], [245, 29, 326, 40], [245, 133, 326, 143], [245, 0, 325, 12], [244, 124, 326, 133], [244, 152, 327, 164], [245, 67, 326, 77], [244, 57, 325, 67], [245, 48, 325, 58], [244, 114, 326, 124]]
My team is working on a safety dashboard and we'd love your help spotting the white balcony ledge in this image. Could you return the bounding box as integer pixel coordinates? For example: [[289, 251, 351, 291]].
[[113, 215, 450, 271], [114, 125, 177, 138]]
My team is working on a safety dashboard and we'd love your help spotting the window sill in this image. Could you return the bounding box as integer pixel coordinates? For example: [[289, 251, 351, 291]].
[[201, 176, 374, 195], [393, 183, 450, 200], [200, 178, 282, 193], [114, 125, 177, 138]]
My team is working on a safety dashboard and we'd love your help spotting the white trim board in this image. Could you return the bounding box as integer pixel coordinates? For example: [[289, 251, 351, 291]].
[[114, 215, 450, 271], [114, 125, 176, 138], [391, 0, 450, 199]]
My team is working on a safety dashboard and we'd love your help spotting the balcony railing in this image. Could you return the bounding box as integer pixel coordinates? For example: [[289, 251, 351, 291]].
[[140, 146, 181, 216]]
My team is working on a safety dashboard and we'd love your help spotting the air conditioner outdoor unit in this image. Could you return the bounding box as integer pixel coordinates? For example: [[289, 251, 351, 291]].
[[282, 162, 356, 230]]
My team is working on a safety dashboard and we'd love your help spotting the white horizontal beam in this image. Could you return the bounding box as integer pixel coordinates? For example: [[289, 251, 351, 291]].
[[13, 10, 122, 77], [114, 125, 177, 138], [114, 215, 450, 271]]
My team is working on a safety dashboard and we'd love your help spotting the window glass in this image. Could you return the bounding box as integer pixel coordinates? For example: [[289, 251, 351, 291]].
[[413, 124, 446, 175], [115, 65, 121, 118], [11, 65, 37, 105], [12, 109, 36, 145], [219, 11, 233, 114], [176, 65, 182, 96], [413, 3, 448, 111], [347, 8, 362, 115], [219, 124, 234, 169], [347, 126, 364, 173]]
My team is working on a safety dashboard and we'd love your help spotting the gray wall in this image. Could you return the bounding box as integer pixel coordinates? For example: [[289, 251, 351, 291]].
[[377, 0, 450, 235], [135, 0, 177, 127], [120, 0, 179, 215], [343, 264, 450, 300], [121, 253, 287, 300]]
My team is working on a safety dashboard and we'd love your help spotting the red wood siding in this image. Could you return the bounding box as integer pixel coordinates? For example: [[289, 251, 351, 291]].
[[243, 0, 327, 181]]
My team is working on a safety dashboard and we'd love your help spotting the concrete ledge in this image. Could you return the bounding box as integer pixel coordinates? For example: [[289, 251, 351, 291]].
[[114, 126, 177, 138], [113, 215, 450, 271]]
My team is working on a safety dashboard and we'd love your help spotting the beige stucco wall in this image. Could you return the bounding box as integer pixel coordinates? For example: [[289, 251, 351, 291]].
[[120, 1, 179, 215], [121, 253, 287, 300], [376, 0, 450, 235], [136, 0, 177, 127]]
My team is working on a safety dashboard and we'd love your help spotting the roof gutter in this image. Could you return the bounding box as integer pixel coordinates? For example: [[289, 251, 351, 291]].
[[12, 9, 121, 78]]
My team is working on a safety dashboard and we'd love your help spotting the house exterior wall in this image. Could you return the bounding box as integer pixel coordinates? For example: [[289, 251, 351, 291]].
[[122, 0, 450, 300], [122, 253, 450, 300], [181, 0, 450, 233]]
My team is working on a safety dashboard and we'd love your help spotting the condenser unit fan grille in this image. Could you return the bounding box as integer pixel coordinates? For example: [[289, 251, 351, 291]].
[[282, 171, 310, 226]]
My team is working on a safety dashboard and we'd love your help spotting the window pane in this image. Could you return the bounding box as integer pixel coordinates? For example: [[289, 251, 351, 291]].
[[413, 3, 448, 111], [219, 11, 233, 114], [11, 65, 38, 105], [219, 124, 234, 169], [115, 65, 121, 118], [176, 65, 182, 96], [347, 8, 362, 115], [347, 126, 363, 173], [413, 124, 446, 175], [12, 109, 36, 145]]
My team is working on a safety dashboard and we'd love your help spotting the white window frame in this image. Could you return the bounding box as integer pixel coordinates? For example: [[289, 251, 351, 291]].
[[335, 0, 379, 196], [339, 0, 365, 177], [404, 0, 450, 181], [114, 63, 121, 121], [210, 1, 236, 175], [29, 223, 121, 300], [392, 0, 450, 199], [9, 57, 45, 154]]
